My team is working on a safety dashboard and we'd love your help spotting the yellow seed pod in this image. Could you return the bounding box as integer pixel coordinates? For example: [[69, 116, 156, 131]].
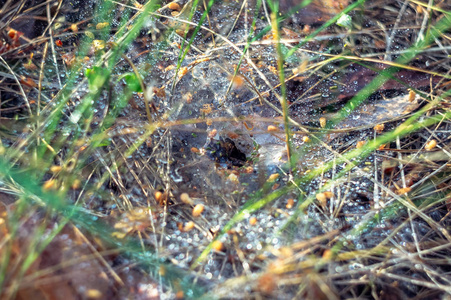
[[373, 123, 385, 134], [168, 2, 181, 11], [356, 141, 366, 149], [319, 117, 327, 128], [322, 249, 333, 260], [71, 179, 81, 190], [95, 22, 109, 30], [42, 179, 57, 191], [155, 191, 163, 202], [416, 5, 423, 14], [316, 192, 327, 209], [396, 187, 411, 195], [183, 221, 195, 232], [228, 173, 239, 184], [180, 193, 193, 205], [323, 191, 334, 199], [92, 40, 105, 51], [212, 240, 224, 252], [178, 66, 188, 77], [425, 139, 437, 151], [244, 166, 254, 173], [71, 23, 78, 32], [267, 173, 279, 182], [86, 289, 102, 299], [184, 92, 193, 103], [50, 165, 63, 173], [286, 198, 294, 209], [208, 129, 218, 140], [192, 204, 204, 217], [408, 89, 417, 102]]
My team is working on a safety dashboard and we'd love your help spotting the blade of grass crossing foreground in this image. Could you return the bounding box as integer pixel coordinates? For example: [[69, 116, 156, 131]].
[[0, 197, 29, 294], [0, 159, 207, 298], [269, 1, 293, 170], [7, 217, 67, 299]]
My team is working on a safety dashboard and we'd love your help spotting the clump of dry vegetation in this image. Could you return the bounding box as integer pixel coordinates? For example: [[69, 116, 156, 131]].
[[0, 0, 451, 299]]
